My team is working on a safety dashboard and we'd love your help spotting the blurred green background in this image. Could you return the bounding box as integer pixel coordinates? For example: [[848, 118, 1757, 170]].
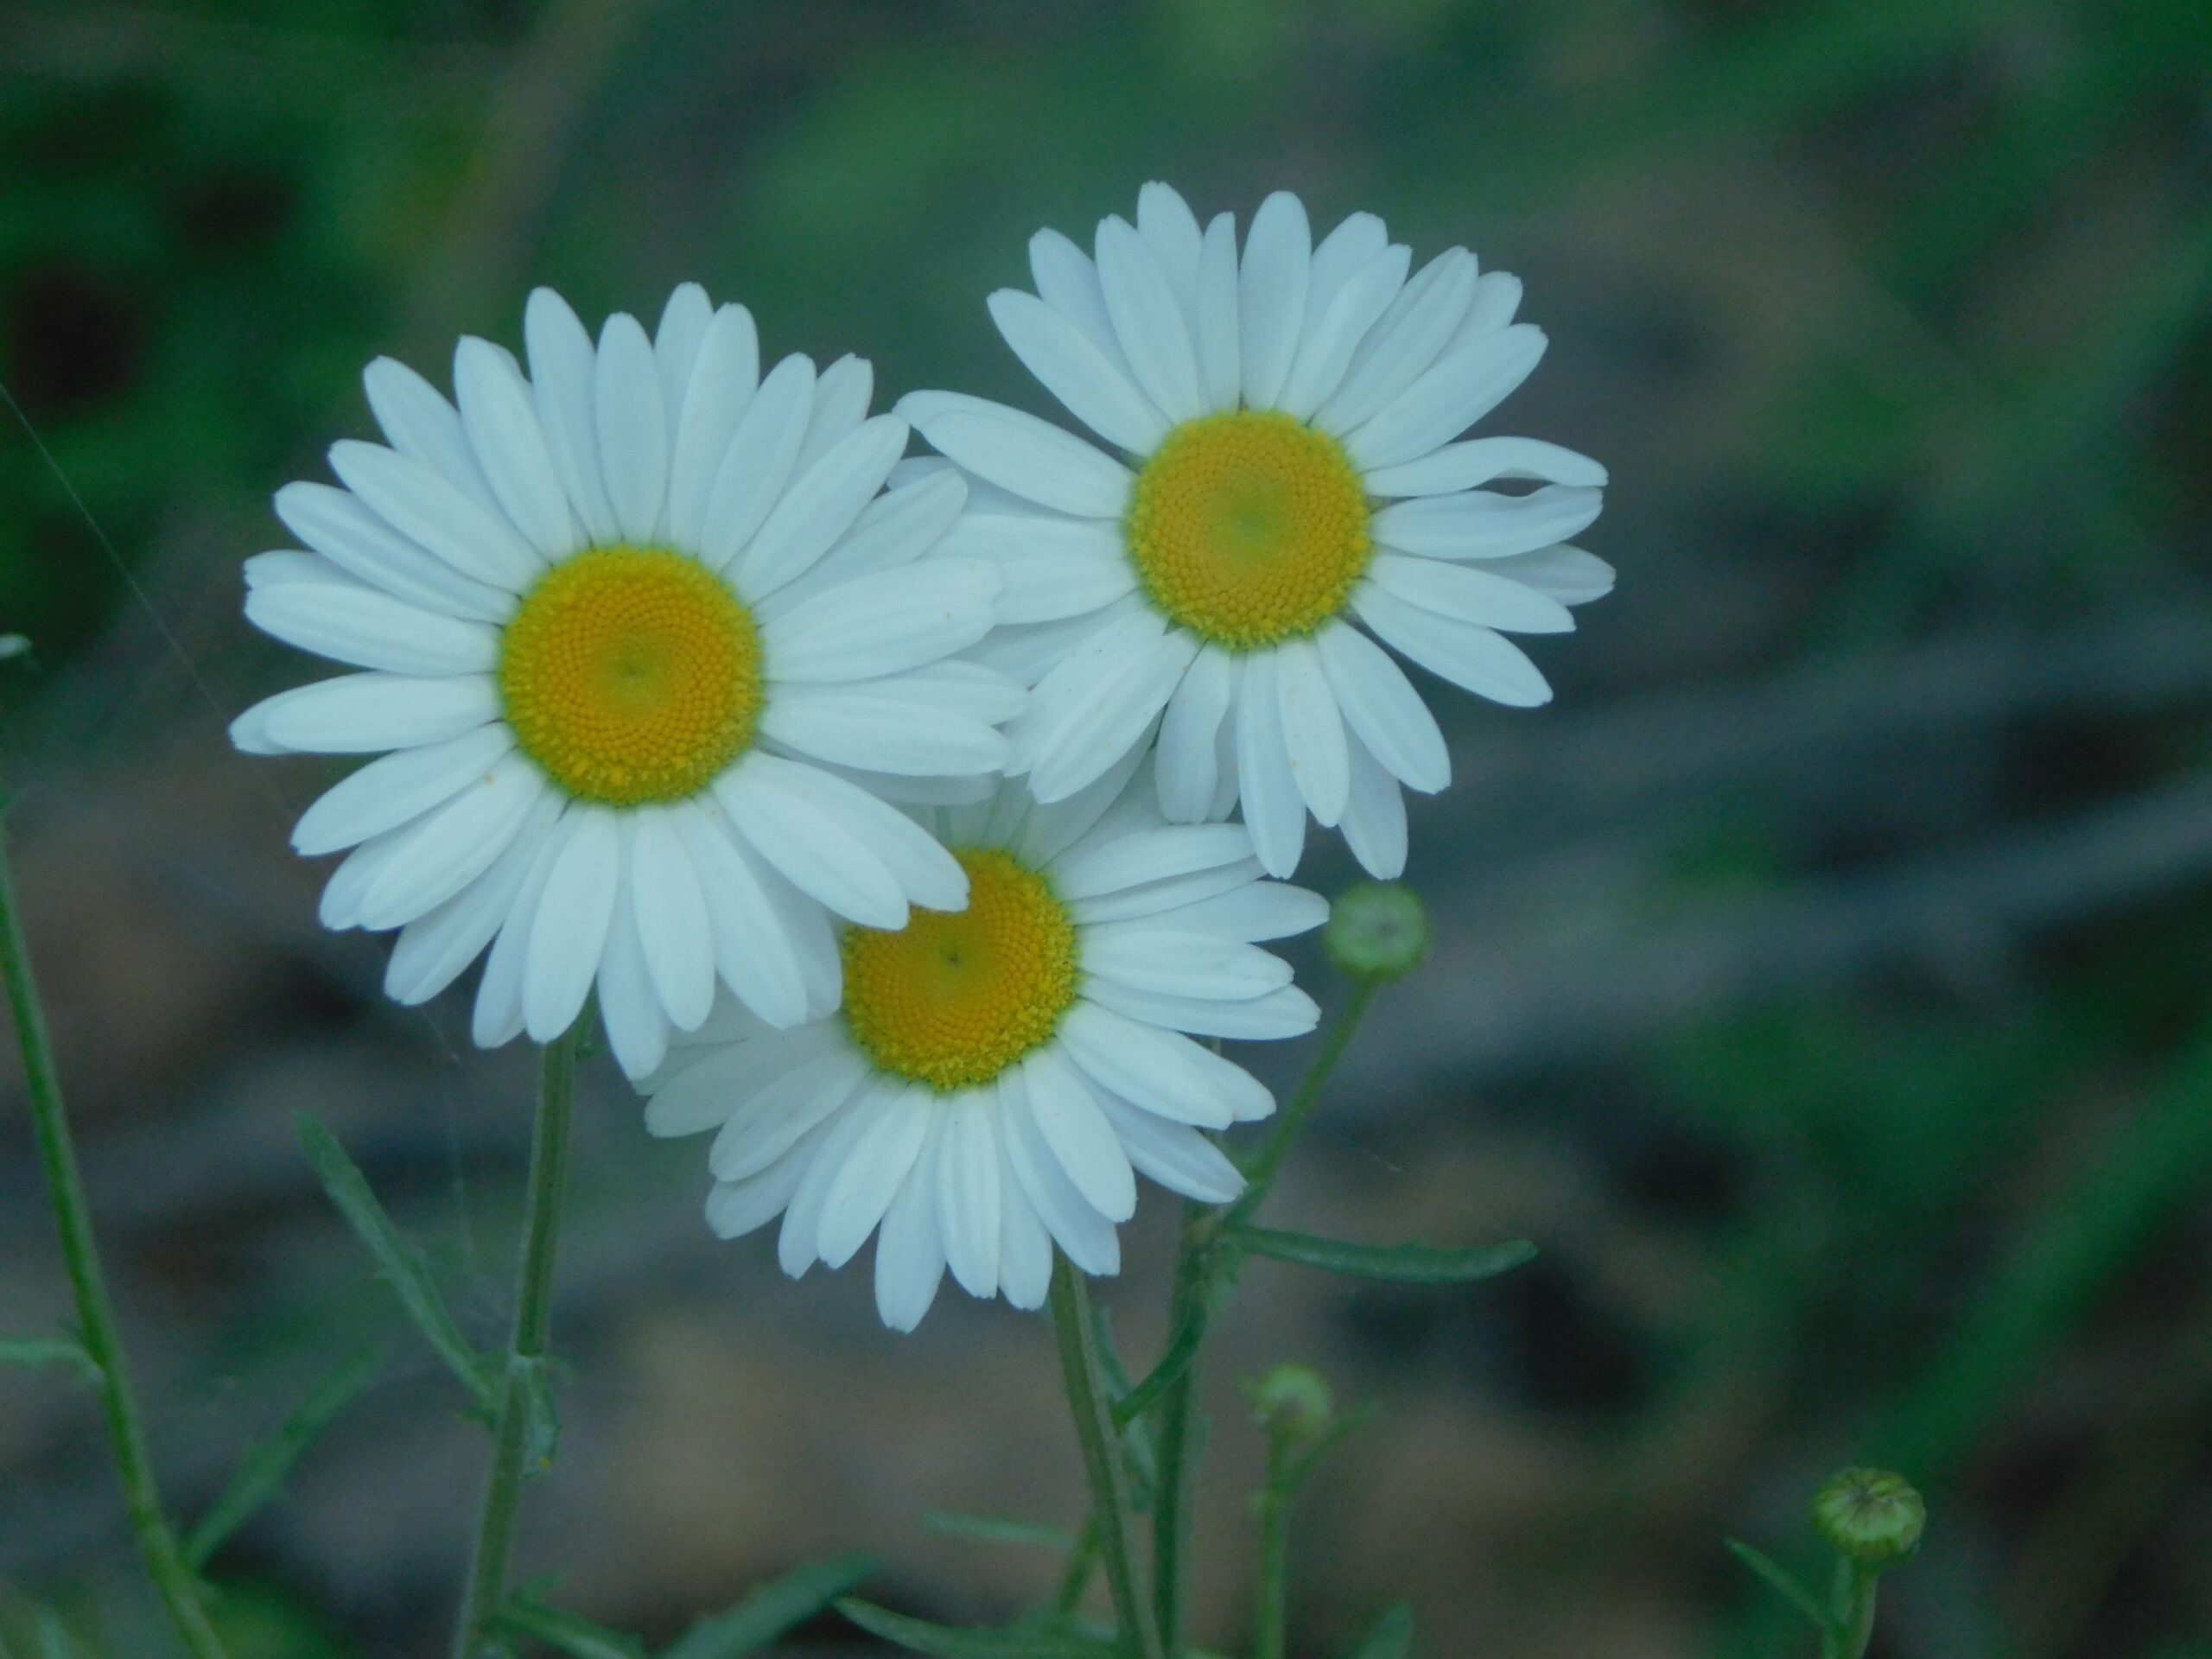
[[4, 1, 2212, 1656]]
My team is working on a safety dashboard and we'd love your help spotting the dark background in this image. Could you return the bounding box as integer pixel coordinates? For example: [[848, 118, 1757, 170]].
[[3, 2, 2211, 1655]]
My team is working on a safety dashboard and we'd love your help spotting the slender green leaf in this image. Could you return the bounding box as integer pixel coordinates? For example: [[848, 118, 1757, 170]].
[[35, 1612, 86, 1659], [836, 1599, 1116, 1659], [0, 1336, 98, 1383], [185, 1345, 383, 1569], [661, 1554, 877, 1659], [296, 1115, 495, 1411], [1087, 1306, 1156, 1503], [1725, 1541, 1832, 1631], [1232, 1228, 1537, 1286], [1344, 1602, 1413, 1659], [490, 1598, 644, 1659], [1109, 1298, 1206, 1429], [921, 1511, 1075, 1551]]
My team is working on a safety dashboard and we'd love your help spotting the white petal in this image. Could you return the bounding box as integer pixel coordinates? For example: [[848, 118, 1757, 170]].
[[876, 1118, 950, 1330], [1156, 879, 1329, 943], [1082, 926, 1292, 1000], [1027, 227, 1128, 371], [242, 550, 340, 589], [1238, 191, 1312, 410], [1027, 629, 1198, 803], [715, 753, 908, 928], [997, 1070, 1119, 1276], [1316, 248, 1478, 435], [736, 415, 906, 598], [1345, 323, 1548, 471], [385, 792, 563, 1004], [995, 1122, 1054, 1308], [1233, 652, 1305, 878], [1352, 585, 1553, 708], [1339, 733, 1408, 878], [361, 355, 498, 512], [1052, 823, 1254, 899], [648, 1025, 838, 1137], [328, 440, 543, 592], [709, 1046, 872, 1182], [1370, 552, 1576, 634], [760, 689, 1008, 778], [631, 810, 716, 1031], [523, 288, 620, 544], [594, 313, 669, 543], [988, 288, 1167, 454], [779, 468, 967, 603], [522, 805, 620, 1041], [898, 392, 1132, 519], [1194, 212, 1243, 411], [705, 1130, 817, 1239], [1136, 181, 1205, 324], [1370, 485, 1603, 563], [1096, 215, 1205, 421], [1274, 637, 1351, 826], [1485, 543, 1615, 606], [670, 804, 813, 1029], [452, 338, 579, 557], [596, 841, 670, 1080], [356, 755, 545, 931], [272, 482, 514, 623], [795, 354, 876, 476], [1362, 435, 1607, 497], [319, 832, 412, 931], [937, 1096, 1002, 1300], [762, 557, 998, 681], [698, 353, 815, 569], [742, 760, 968, 913], [654, 283, 715, 429], [1279, 244, 1410, 419], [818, 1087, 931, 1269], [1315, 620, 1449, 792], [1458, 270, 1523, 341], [1022, 1048, 1135, 1223], [1094, 1092, 1243, 1203], [248, 672, 498, 754], [665, 305, 761, 550], [1154, 647, 1233, 821], [1085, 978, 1319, 1041], [780, 1082, 893, 1276], [1011, 741, 1151, 869], [1058, 1002, 1269, 1128], [245, 583, 498, 677], [291, 724, 515, 855], [471, 814, 571, 1047]]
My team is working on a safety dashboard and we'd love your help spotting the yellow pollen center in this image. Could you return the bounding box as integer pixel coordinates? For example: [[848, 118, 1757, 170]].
[[497, 545, 762, 805], [1125, 409, 1373, 650], [841, 848, 1079, 1090]]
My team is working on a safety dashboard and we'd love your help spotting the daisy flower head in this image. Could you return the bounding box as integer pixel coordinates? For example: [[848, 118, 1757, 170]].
[[233, 284, 1020, 1079], [640, 757, 1328, 1330], [900, 183, 1614, 880]]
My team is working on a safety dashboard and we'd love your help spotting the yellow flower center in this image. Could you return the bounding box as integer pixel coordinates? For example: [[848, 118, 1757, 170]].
[[841, 848, 1079, 1090], [1125, 409, 1372, 650], [497, 545, 763, 805]]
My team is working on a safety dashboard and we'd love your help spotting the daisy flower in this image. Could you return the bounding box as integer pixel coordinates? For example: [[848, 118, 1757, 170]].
[[639, 758, 1326, 1330], [899, 183, 1614, 879], [233, 285, 1018, 1079]]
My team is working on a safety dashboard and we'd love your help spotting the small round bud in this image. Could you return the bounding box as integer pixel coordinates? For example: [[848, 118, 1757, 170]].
[[1811, 1467, 1924, 1566], [1251, 1363, 1334, 1444], [0, 634, 29, 663], [1325, 882, 1429, 981]]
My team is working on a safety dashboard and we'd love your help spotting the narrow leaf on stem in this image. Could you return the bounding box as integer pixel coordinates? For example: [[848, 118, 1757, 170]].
[[0, 1336, 99, 1382], [1232, 1227, 1536, 1285], [1344, 1602, 1414, 1659], [184, 1345, 383, 1570], [487, 1599, 644, 1659], [662, 1553, 878, 1659], [296, 1116, 496, 1411], [836, 1599, 1117, 1659], [1725, 1539, 1833, 1632], [921, 1511, 1077, 1551]]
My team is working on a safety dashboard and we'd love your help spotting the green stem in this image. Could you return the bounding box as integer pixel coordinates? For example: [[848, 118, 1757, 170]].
[[1049, 1257, 1166, 1659], [1053, 1514, 1102, 1618], [1226, 979, 1379, 1225], [0, 819, 231, 1659], [1826, 1560, 1879, 1659], [1252, 1438, 1297, 1659], [1148, 1206, 1212, 1651], [450, 1018, 582, 1658]]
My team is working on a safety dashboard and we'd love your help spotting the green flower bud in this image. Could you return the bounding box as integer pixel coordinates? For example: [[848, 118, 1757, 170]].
[[1250, 1363, 1334, 1445], [1324, 882, 1429, 981], [1811, 1467, 1924, 1566]]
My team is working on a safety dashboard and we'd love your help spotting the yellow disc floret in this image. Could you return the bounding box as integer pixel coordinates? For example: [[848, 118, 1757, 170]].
[[497, 545, 762, 805], [1125, 409, 1372, 650], [842, 848, 1080, 1090]]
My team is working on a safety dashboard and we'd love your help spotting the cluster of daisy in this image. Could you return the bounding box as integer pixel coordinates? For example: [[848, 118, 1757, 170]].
[[235, 184, 1610, 1329]]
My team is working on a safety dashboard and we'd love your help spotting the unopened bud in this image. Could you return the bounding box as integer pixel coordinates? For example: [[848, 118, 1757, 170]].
[[1812, 1467, 1924, 1566], [1251, 1363, 1334, 1444], [1324, 882, 1429, 981]]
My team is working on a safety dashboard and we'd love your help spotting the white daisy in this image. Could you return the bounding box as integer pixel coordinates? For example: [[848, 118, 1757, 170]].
[[233, 284, 1019, 1080], [899, 183, 1614, 880], [639, 760, 1326, 1330]]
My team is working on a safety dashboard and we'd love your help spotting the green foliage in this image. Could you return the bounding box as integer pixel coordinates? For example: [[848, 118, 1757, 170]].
[[1230, 1227, 1536, 1286], [0, 1336, 98, 1382], [183, 1346, 381, 1571], [295, 1116, 495, 1412], [920, 1513, 1077, 1552], [488, 1599, 642, 1659], [1343, 1603, 1413, 1659], [836, 1599, 1116, 1659], [660, 1554, 877, 1659]]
